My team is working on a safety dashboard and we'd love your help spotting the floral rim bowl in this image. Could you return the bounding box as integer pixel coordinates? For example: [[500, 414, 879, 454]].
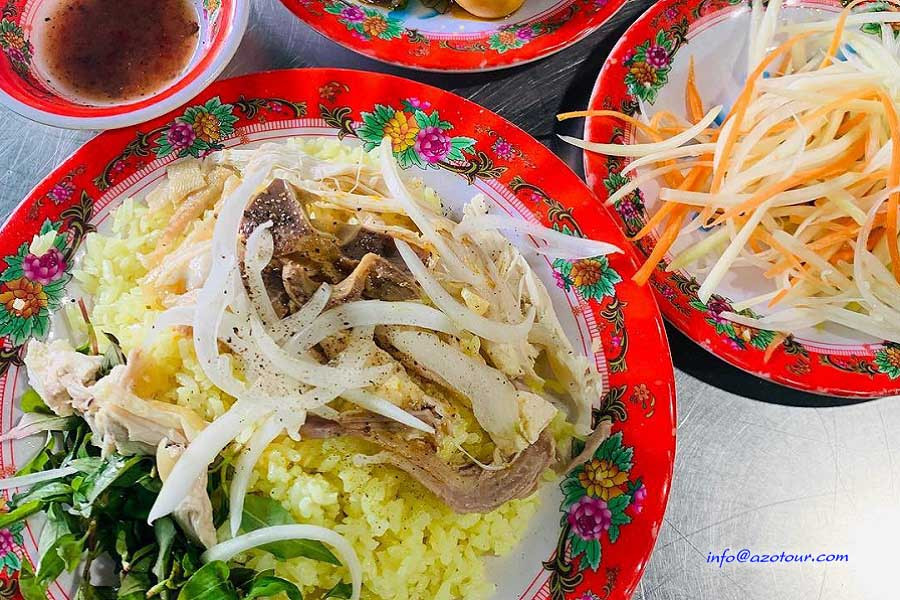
[[584, 0, 900, 398], [0, 69, 675, 599], [0, 0, 249, 129]]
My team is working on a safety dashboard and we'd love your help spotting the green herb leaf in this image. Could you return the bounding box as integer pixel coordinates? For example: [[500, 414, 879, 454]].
[[228, 568, 257, 591], [242, 570, 303, 600], [324, 582, 353, 599], [177, 561, 239, 600], [0, 499, 43, 529], [37, 504, 76, 556], [240, 495, 339, 564], [152, 517, 177, 583], [118, 570, 153, 600], [18, 559, 48, 600], [35, 533, 84, 588], [21, 388, 52, 415], [13, 480, 73, 505], [71, 455, 147, 516], [76, 582, 117, 600]]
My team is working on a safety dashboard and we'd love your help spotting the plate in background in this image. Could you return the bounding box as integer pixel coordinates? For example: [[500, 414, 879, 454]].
[[278, 0, 627, 71]]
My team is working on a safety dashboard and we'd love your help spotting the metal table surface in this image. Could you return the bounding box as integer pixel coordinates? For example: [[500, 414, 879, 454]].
[[1, 1, 897, 599]]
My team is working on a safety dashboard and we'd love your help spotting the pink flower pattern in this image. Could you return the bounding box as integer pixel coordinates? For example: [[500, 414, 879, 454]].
[[415, 126, 452, 163], [492, 138, 515, 160], [166, 122, 196, 151], [23, 248, 66, 285], [568, 496, 612, 541]]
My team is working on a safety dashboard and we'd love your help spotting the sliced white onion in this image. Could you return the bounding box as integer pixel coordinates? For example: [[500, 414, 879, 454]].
[[149, 401, 258, 523], [244, 222, 280, 328], [396, 240, 534, 344], [193, 265, 246, 399], [453, 214, 622, 258], [559, 105, 722, 158], [148, 305, 196, 345], [229, 415, 287, 537], [341, 389, 435, 434], [378, 138, 481, 286], [202, 524, 361, 600], [191, 161, 273, 399], [384, 328, 522, 454], [0, 413, 73, 442], [0, 467, 77, 491], [287, 300, 459, 352], [252, 315, 391, 388], [270, 283, 332, 342]]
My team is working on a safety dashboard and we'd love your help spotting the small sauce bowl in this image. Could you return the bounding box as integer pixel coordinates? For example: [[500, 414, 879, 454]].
[[0, 0, 249, 129]]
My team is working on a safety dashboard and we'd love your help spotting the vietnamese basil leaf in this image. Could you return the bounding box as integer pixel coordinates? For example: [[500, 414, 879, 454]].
[[118, 550, 155, 600], [40, 533, 84, 580], [38, 504, 76, 556], [18, 559, 48, 600], [76, 582, 117, 600], [242, 570, 303, 600], [0, 499, 42, 529], [151, 517, 178, 588], [324, 582, 353, 599], [21, 388, 52, 415], [66, 457, 104, 473], [13, 480, 73, 506], [240, 495, 338, 564], [227, 567, 257, 591], [71, 455, 147, 516], [177, 561, 239, 600]]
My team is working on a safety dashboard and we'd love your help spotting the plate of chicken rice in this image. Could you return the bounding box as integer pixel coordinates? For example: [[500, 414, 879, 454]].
[[0, 69, 674, 600]]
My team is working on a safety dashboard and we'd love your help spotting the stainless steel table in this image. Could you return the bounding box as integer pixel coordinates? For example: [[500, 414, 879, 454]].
[[1, 1, 896, 599]]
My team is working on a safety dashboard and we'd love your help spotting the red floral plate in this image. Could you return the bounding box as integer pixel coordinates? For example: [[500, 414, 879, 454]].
[[278, 0, 626, 71], [0, 69, 674, 599], [584, 0, 900, 398]]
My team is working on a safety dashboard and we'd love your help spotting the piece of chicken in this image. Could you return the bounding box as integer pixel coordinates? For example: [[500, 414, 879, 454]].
[[24, 339, 217, 548], [157, 441, 217, 549], [24, 339, 102, 417]]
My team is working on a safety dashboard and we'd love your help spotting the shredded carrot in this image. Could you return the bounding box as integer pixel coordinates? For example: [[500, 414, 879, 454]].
[[632, 205, 689, 285], [836, 113, 869, 137], [685, 57, 705, 124], [869, 227, 887, 251], [628, 201, 679, 242], [819, 0, 866, 69], [556, 110, 661, 139], [829, 245, 855, 264], [710, 32, 814, 194]]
